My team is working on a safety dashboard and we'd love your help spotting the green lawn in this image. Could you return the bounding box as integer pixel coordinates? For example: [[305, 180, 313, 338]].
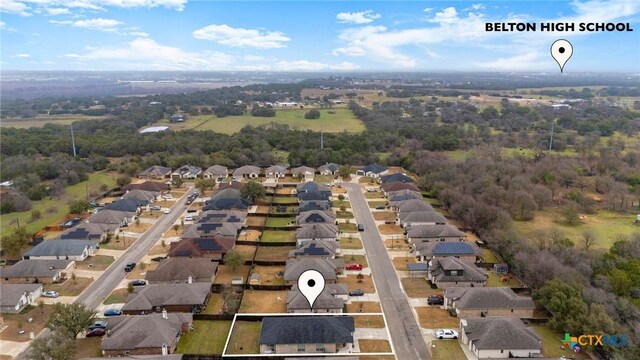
[[176, 320, 232, 355], [272, 196, 298, 204], [365, 192, 385, 199], [486, 270, 522, 287], [532, 325, 590, 359], [0, 115, 109, 128], [333, 200, 351, 209], [338, 223, 358, 233], [368, 200, 388, 208], [103, 288, 129, 305], [430, 340, 466, 360], [340, 237, 363, 250], [0, 172, 117, 239], [226, 321, 261, 354], [512, 209, 640, 249], [336, 210, 354, 219], [261, 230, 296, 243], [265, 217, 296, 227], [176, 108, 365, 134], [342, 254, 368, 268], [358, 176, 377, 184]]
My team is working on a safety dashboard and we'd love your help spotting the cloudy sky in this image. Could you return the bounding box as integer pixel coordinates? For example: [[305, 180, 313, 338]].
[[1, 0, 639, 72]]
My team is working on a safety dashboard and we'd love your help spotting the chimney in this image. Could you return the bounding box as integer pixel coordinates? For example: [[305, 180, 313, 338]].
[[162, 308, 168, 319], [162, 343, 168, 356], [187, 275, 193, 284]]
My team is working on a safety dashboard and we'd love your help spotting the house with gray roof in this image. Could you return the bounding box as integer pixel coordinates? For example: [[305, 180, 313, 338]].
[[397, 199, 434, 214], [122, 189, 158, 204], [295, 223, 339, 245], [145, 258, 218, 284], [23, 240, 96, 261], [103, 199, 143, 213], [415, 241, 483, 263], [0, 284, 43, 313], [60, 222, 118, 243], [381, 181, 420, 194], [318, 163, 340, 176], [0, 259, 74, 284], [460, 318, 542, 359], [298, 200, 331, 212], [259, 316, 354, 354], [407, 224, 466, 244], [296, 182, 331, 195], [265, 165, 287, 179], [286, 284, 347, 313], [233, 165, 261, 179], [399, 211, 447, 227], [356, 164, 388, 178], [138, 165, 172, 180], [181, 222, 240, 239], [380, 173, 415, 184], [289, 240, 340, 259], [296, 210, 335, 225], [388, 190, 423, 207], [101, 312, 193, 357], [445, 287, 535, 318], [121, 283, 211, 315], [171, 165, 201, 180], [291, 166, 315, 181], [203, 188, 250, 211], [298, 192, 330, 202], [203, 165, 228, 181], [284, 258, 344, 285], [427, 257, 487, 289], [197, 210, 247, 225], [88, 209, 133, 227]]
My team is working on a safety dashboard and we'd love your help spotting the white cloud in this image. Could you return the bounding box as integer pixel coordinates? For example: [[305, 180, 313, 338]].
[[45, 7, 70, 15], [330, 61, 360, 71], [63, 37, 234, 70], [0, 0, 31, 16], [50, 18, 123, 32], [242, 55, 265, 61], [470, 4, 485, 11], [475, 52, 550, 71], [276, 60, 329, 71], [336, 10, 381, 24], [0, 21, 18, 32], [193, 24, 290, 49], [0, 0, 187, 15], [128, 31, 149, 37], [15, 53, 31, 58], [331, 46, 366, 57], [430, 7, 459, 24], [423, 8, 433, 13]]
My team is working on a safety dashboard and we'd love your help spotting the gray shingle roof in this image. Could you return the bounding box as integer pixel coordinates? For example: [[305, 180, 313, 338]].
[[233, 165, 261, 176], [139, 166, 171, 177], [381, 182, 420, 193], [266, 165, 287, 174], [398, 199, 434, 213], [0, 284, 42, 307], [296, 223, 338, 240], [401, 211, 447, 224], [23, 240, 96, 257], [286, 286, 345, 310], [296, 182, 331, 194], [259, 316, 354, 345], [291, 166, 315, 175], [429, 258, 487, 283], [174, 165, 201, 176], [380, 173, 415, 184], [284, 258, 344, 281], [181, 222, 240, 239], [416, 241, 482, 258], [407, 225, 465, 239], [122, 189, 157, 202], [103, 199, 141, 213], [289, 240, 339, 258], [0, 260, 72, 278], [88, 209, 132, 225], [145, 258, 218, 283], [298, 200, 331, 212], [60, 222, 115, 241], [203, 165, 228, 176], [462, 317, 542, 350], [296, 210, 335, 224], [446, 287, 535, 310], [121, 283, 210, 311], [318, 163, 340, 173], [360, 164, 387, 174], [102, 313, 192, 351]]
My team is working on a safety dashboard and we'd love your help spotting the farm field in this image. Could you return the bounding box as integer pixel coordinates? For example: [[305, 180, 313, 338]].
[[170, 108, 365, 134], [0, 115, 109, 128]]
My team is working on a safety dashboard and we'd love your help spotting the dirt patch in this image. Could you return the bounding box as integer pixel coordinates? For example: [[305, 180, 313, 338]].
[[251, 266, 285, 285], [147, 243, 169, 256], [101, 236, 134, 250], [378, 224, 403, 235], [416, 307, 459, 329], [238, 230, 261, 242], [234, 245, 257, 260], [46, 277, 93, 296], [239, 290, 287, 313], [75, 255, 114, 271], [127, 222, 152, 233], [246, 217, 267, 227], [214, 265, 251, 285], [1, 305, 52, 342], [384, 238, 411, 250], [373, 212, 397, 221], [255, 246, 294, 262], [401, 277, 442, 298], [392, 256, 416, 271], [359, 339, 392, 353], [338, 274, 375, 293]]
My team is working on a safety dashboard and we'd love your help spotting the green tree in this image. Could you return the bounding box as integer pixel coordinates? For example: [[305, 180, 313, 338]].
[[561, 203, 581, 225], [30, 331, 77, 360], [68, 200, 90, 214], [304, 108, 321, 119], [241, 181, 265, 203], [339, 165, 354, 180], [47, 303, 96, 338], [223, 249, 245, 271], [116, 175, 131, 187], [1, 228, 31, 256], [195, 178, 216, 193], [173, 177, 183, 188]]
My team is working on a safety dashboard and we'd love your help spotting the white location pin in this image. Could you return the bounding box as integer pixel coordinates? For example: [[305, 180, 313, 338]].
[[297, 269, 325, 309], [550, 39, 573, 73]]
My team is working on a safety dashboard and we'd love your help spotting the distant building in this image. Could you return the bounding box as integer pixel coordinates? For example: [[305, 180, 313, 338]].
[[139, 126, 169, 134]]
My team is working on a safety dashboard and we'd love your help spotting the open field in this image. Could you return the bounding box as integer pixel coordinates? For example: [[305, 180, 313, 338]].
[[416, 307, 459, 329], [171, 108, 365, 134], [512, 209, 639, 249], [239, 290, 287, 313], [0, 115, 109, 128], [176, 320, 232, 355], [430, 340, 466, 360], [226, 321, 261, 354], [0, 171, 117, 238]]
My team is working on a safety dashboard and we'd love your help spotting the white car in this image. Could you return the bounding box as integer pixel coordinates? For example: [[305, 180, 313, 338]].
[[163, 208, 171, 214], [162, 194, 173, 200], [184, 215, 194, 221], [42, 291, 59, 298], [435, 329, 458, 339]]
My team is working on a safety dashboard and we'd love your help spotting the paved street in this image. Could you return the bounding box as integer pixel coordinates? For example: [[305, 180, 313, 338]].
[[343, 182, 430, 360], [14, 186, 195, 359]]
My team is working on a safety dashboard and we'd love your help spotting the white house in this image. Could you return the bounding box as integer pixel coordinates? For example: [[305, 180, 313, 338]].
[[0, 284, 43, 313]]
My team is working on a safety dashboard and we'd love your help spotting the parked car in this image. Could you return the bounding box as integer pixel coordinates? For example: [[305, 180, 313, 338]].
[[162, 194, 173, 200], [427, 295, 444, 305], [345, 263, 363, 271], [124, 263, 136, 272], [86, 328, 106, 337], [186, 209, 198, 213], [103, 309, 123, 317], [42, 291, 59, 298], [375, 205, 385, 210], [129, 279, 147, 287], [88, 320, 108, 331], [151, 256, 166, 262], [357, 224, 365, 231], [435, 329, 458, 339], [193, 192, 200, 197], [185, 215, 195, 221], [367, 188, 378, 193], [163, 208, 171, 214], [150, 205, 161, 211], [349, 289, 365, 296]]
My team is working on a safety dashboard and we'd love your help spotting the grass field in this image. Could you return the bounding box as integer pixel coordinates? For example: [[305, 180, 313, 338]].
[[176, 320, 232, 354], [226, 321, 261, 354], [0, 171, 117, 238], [430, 340, 466, 360], [0, 115, 109, 128], [261, 230, 296, 242], [512, 209, 639, 249], [172, 108, 365, 134]]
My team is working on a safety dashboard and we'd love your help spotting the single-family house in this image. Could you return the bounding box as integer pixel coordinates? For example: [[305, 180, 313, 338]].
[[103, 199, 142, 214], [217, 181, 244, 191], [427, 258, 487, 289], [122, 189, 158, 204], [138, 166, 172, 180], [388, 190, 423, 207], [397, 199, 434, 214], [145, 258, 218, 284], [356, 164, 388, 178], [121, 283, 211, 315], [415, 242, 483, 263], [296, 182, 331, 196], [444, 287, 535, 318], [181, 222, 240, 239], [291, 166, 315, 181], [297, 192, 330, 202], [286, 284, 348, 313], [202, 165, 228, 182], [167, 237, 235, 259], [197, 210, 247, 225], [233, 165, 261, 179], [380, 173, 415, 184], [289, 240, 340, 259], [318, 163, 340, 176], [88, 209, 133, 227], [0, 284, 43, 313], [284, 258, 344, 285], [202, 188, 250, 211], [295, 223, 339, 245], [407, 225, 466, 244], [399, 211, 447, 227], [101, 312, 193, 357], [265, 165, 287, 179], [122, 181, 169, 193], [0, 260, 74, 284], [298, 200, 331, 212], [259, 316, 354, 354], [296, 210, 335, 225], [171, 165, 201, 180], [60, 222, 118, 243], [460, 318, 542, 359], [22, 240, 96, 261], [381, 182, 420, 194]]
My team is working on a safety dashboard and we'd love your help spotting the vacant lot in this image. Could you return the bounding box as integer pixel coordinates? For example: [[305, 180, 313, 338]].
[[379, 224, 403, 235], [338, 274, 375, 293], [373, 212, 397, 221], [1, 305, 52, 342], [255, 246, 294, 262], [176, 320, 232, 355], [261, 230, 296, 242], [430, 340, 466, 360], [47, 277, 92, 296], [214, 265, 251, 285], [340, 237, 363, 249], [239, 290, 287, 313], [359, 339, 392, 353], [251, 266, 285, 285], [392, 256, 416, 271], [104, 288, 129, 304], [181, 108, 365, 134], [75, 255, 114, 271], [416, 307, 459, 329], [226, 321, 261, 354], [401, 278, 442, 298]]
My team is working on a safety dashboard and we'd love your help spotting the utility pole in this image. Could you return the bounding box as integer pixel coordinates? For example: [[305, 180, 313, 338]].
[[548, 120, 555, 152], [320, 114, 324, 150], [70, 124, 77, 157]]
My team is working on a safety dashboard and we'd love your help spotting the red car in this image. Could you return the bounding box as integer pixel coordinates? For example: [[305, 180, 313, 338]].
[[345, 263, 363, 271], [86, 328, 106, 338]]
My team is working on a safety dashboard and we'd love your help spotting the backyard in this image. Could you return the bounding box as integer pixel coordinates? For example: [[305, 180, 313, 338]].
[[214, 265, 251, 285], [265, 217, 296, 227], [226, 321, 261, 354], [250, 266, 285, 285], [238, 290, 287, 313], [260, 230, 296, 243], [255, 246, 294, 262], [176, 320, 232, 354]]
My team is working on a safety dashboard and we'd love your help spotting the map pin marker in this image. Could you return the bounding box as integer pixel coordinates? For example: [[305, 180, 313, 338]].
[[550, 39, 573, 73], [298, 269, 325, 309]]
